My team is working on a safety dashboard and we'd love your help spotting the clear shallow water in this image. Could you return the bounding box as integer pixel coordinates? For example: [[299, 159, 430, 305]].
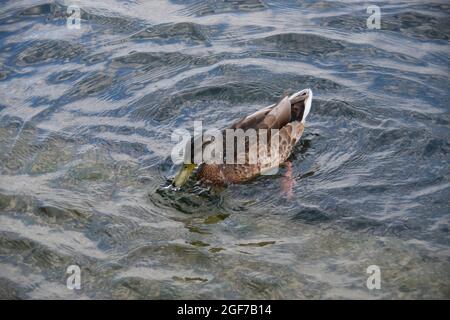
[[0, 0, 449, 299]]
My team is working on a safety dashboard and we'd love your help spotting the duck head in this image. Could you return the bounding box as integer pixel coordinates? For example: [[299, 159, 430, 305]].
[[172, 162, 196, 188]]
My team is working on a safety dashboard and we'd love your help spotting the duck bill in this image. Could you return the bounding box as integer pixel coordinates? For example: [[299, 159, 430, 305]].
[[289, 88, 313, 123], [172, 163, 196, 187]]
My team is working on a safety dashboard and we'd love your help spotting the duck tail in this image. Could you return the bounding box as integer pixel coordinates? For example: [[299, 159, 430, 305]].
[[289, 89, 313, 123]]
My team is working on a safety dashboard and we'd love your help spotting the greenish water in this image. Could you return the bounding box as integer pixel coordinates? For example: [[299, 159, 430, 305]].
[[0, 0, 449, 299]]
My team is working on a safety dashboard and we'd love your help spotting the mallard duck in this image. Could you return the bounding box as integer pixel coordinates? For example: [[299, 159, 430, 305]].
[[173, 88, 313, 187]]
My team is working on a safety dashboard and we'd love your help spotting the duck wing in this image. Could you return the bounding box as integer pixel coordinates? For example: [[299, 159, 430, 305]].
[[230, 96, 292, 131]]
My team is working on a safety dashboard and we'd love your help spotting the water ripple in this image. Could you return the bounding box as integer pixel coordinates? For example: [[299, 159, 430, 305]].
[[0, 0, 449, 299]]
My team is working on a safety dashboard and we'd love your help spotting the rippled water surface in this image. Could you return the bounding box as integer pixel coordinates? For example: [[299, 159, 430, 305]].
[[0, 0, 449, 299]]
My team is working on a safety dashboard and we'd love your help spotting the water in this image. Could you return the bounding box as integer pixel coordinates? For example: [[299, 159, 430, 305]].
[[0, 0, 449, 299]]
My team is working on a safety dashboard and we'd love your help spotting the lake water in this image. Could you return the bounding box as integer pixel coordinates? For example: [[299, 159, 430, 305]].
[[0, 0, 449, 299]]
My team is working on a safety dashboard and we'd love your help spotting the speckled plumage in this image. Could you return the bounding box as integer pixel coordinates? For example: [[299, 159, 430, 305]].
[[195, 89, 313, 186]]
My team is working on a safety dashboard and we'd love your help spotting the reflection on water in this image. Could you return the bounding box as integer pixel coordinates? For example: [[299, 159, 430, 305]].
[[0, 0, 449, 299]]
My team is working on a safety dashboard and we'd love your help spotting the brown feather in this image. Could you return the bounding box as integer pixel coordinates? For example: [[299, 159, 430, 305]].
[[195, 91, 311, 186]]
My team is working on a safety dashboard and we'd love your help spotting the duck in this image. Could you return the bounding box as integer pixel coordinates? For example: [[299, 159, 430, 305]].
[[172, 88, 313, 187]]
